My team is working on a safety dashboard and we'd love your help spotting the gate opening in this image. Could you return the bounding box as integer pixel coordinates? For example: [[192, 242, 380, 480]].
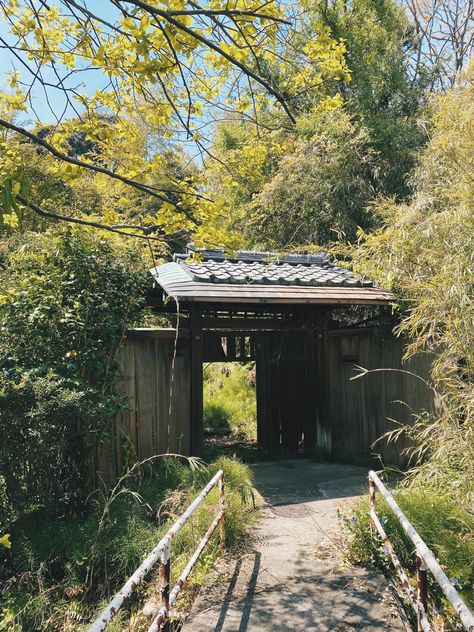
[[203, 361, 257, 461]]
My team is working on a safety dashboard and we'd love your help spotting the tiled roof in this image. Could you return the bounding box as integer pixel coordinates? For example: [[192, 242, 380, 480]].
[[149, 245, 393, 306], [172, 245, 372, 288]]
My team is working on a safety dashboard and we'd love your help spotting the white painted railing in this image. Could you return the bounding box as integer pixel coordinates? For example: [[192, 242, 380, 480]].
[[368, 470, 474, 632], [88, 469, 225, 632]]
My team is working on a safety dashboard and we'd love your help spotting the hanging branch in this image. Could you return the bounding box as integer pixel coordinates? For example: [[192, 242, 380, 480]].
[[119, 0, 297, 123], [15, 193, 181, 241]]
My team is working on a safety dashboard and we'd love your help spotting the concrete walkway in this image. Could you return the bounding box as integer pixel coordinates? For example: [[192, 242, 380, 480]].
[[183, 461, 408, 632]]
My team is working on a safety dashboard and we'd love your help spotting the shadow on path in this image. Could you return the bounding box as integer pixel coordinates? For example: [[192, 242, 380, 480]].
[[183, 461, 406, 632]]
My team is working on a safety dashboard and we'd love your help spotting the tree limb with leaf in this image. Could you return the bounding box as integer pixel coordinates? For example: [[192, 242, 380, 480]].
[[0, 1, 349, 245]]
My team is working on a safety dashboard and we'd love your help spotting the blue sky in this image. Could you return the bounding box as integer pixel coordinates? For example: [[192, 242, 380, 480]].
[[0, 2, 120, 123]]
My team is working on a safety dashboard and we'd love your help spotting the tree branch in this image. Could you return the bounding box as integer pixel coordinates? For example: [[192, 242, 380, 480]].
[[15, 193, 172, 241], [0, 117, 199, 224], [120, 0, 296, 123]]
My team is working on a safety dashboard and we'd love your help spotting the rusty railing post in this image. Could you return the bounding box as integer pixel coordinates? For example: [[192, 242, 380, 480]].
[[219, 472, 226, 550], [368, 474, 376, 535], [416, 552, 428, 631], [160, 541, 171, 631]]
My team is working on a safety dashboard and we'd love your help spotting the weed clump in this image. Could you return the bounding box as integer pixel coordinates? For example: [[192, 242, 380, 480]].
[[204, 363, 257, 440]]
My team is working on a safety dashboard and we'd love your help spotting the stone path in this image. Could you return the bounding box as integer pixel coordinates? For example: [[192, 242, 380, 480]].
[[182, 460, 409, 632]]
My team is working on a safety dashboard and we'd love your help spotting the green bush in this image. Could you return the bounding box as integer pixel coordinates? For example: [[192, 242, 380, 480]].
[[343, 484, 474, 622], [0, 456, 255, 632], [203, 363, 257, 440], [0, 227, 146, 523], [204, 402, 232, 436]]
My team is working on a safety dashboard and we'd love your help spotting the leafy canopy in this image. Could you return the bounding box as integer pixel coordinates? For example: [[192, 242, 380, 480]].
[[0, 1, 350, 246], [208, 0, 425, 249]]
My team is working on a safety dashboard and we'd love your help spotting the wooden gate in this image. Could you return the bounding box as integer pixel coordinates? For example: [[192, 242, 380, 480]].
[[256, 332, 319, 456]]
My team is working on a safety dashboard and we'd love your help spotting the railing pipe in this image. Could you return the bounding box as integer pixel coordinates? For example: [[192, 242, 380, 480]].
[[416, 552, 429, 632], [147, 510, 224, 632], [219, 472, 226, 550], [87, 539, 166, 632], [88, 469, 224, 632], [368, 470, 474, 632], [159, 542, 170, 632], [370, 510, 431, 632], [368, 476, 376, 535]]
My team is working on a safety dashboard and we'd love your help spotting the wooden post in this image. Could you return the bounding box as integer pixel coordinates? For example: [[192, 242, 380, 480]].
[[315, 307, 331, 457], [416, 552, 428, 631], [255, 334, 267, 455], [189, 306, 204, 456]]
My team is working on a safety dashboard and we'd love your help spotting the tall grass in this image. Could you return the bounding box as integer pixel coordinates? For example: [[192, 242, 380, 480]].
[[343, 486, 474, 628], [0, 456, 255, 632]]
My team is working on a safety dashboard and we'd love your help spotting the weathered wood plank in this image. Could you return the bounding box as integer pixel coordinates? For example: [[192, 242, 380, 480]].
[[135, 338, 156, 459], [189, 307, 204, 456], [169, 337, 191, 454]]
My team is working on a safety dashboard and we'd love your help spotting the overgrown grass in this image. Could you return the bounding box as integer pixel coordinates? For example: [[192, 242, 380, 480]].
[[0, 456, 255, 632], [203, 363, 257, 440], [343, 483, 474, 629]]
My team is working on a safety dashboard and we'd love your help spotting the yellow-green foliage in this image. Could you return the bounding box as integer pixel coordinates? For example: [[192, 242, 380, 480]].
[[0, 0, 350, 251], [342, 71, 474, 629], [348, 66, 474, 504], [204, 363, 257, 440]]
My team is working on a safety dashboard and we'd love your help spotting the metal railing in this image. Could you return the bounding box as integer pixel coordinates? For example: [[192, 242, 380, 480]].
[[88, 469, 225, 632], [368, 470, 474, 632]]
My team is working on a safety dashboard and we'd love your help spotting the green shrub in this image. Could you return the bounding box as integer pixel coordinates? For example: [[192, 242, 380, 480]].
[[0, 227, 146, 523], [204, 402, 232, 436], [0, 456, 255, 632]]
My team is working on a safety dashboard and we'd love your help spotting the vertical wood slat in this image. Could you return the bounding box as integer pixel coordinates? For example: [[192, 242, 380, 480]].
[[155, 338, 170, 454], [169, 337, 191, 454], [255, 334, 268, 455], [327, 329, 433, 465], [304, 331, 317, 454], [189, 308, 204, 456], [315, 309, 331, 456], [135, 338, 156, 459], [114, 344, 127, 474]]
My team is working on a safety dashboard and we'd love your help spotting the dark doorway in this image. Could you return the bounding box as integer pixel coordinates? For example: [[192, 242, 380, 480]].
[[202, 331, 320, 460]]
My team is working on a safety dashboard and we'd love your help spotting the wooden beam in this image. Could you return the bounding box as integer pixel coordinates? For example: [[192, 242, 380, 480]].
[[189, 306, 204, 456], [201, 318, 318, 331]]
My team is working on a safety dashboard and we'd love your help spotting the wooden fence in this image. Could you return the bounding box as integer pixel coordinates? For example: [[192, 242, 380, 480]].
[[96, 329, 191, 484], [328, 328, 434, 464], [96, 325, 434, 483]]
